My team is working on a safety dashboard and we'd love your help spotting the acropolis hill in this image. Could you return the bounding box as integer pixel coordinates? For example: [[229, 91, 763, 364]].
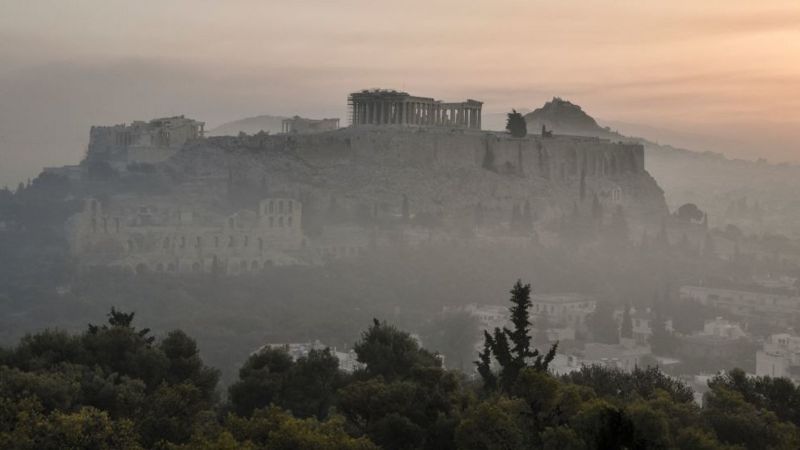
[[60, 89, 668, 273]]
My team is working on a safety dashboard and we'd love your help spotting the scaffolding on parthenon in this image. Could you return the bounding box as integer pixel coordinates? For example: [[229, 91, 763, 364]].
[[347, 88, 482, 130]]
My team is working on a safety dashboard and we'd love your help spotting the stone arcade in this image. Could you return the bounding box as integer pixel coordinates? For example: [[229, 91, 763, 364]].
[[348, 89, 482, 129]]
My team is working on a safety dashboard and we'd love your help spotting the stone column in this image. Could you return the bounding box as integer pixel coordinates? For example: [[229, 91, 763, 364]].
[[399, 102, 404, 125]]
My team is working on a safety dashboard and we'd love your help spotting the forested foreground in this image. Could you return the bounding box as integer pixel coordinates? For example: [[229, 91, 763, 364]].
[[3, 284, 800, 449]]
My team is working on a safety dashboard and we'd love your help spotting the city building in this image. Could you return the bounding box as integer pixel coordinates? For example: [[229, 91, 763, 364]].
[[348, 89, 482, 129], [582, 338, 652, 372], [459, 304, 510, 332], [613, 307, 674, 345], [531, 293, 596, 328], [756, 333, 800, 381], [254, 340, 364, 373], [698, 317, 747, 340], [680, 284, 800, 326]]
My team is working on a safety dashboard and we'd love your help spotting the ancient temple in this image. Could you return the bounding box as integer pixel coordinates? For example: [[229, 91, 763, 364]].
[[348, 89, 482, 129]]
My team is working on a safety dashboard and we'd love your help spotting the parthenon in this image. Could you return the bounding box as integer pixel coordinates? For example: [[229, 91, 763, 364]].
[[348, 89, 482, 129]]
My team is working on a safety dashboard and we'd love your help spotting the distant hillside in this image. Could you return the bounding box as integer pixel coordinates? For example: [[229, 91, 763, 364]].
[[525, 97, 605, 136], [207, 115, 287, 136], [523, 97, 800, 237]]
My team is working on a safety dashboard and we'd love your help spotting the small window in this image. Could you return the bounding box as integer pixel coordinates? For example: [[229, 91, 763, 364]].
[[228, 236, 234, 247], [278, 217, 283, 227], [279, 200, 284, 213], [269, 201, 274, 213], [163, 237, 170, 249], [287, 216, 293, 226], [288, 201, 293, 213]]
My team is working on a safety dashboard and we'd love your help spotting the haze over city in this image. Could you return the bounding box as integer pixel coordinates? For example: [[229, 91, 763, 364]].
[[2, 0, 800, 186], [5, 2, 800, 449]]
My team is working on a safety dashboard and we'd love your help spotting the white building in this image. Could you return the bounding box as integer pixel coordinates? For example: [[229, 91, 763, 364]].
[[756, 333, 800, 381], [459, 304, 509, 332], [613, 307, 674, 345], [699, 317, 747, 340], [680, 285, 800, 326], [531, 293, 596, 328], [253, 341, 364, 373], [583, 338, 652, 372]]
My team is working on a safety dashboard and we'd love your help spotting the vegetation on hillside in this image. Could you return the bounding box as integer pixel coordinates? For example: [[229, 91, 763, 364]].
[[3, 282, 800, 449]]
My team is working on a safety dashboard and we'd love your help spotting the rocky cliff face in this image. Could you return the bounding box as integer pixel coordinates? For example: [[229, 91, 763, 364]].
[[166, 127, 667, 227]]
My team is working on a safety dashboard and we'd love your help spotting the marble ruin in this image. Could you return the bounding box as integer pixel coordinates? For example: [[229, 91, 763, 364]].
[[87, 115, 205, 167], [63, 87, 667, 273], [348, 89, 482, 129], [281, 116, 340, 134]]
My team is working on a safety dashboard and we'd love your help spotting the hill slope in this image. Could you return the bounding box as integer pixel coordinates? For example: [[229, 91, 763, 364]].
[[524, 98, 800, 236], [207, 115, 286, 136]]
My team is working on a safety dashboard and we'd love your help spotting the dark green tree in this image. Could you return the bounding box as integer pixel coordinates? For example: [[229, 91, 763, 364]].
[[505, 110, 527, 138], [476, 280, 557, 393], [354, 319, 440, 381]]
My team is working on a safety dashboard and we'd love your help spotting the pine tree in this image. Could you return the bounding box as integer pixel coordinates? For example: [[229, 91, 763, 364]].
[[506, 281, 533, 365], [476, 331, 497, 390]]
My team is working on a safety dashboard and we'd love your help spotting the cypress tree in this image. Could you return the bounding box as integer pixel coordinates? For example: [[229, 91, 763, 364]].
[[505, 110, 528, 138], [475, 280, 557, 393]]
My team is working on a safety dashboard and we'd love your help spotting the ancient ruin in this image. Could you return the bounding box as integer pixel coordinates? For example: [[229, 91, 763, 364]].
[[348, 89, 482, 129], [281, 116, 340, 134], [86, 115, 205, 167], [63, 90, 668, 273]]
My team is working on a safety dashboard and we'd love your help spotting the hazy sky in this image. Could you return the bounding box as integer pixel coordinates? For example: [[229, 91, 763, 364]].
[[1, 0, 799, 186]]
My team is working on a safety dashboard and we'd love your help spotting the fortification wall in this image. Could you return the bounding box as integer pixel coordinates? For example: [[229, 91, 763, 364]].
[[223, 128, 646, 181], [192, 127, 664, 224]]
